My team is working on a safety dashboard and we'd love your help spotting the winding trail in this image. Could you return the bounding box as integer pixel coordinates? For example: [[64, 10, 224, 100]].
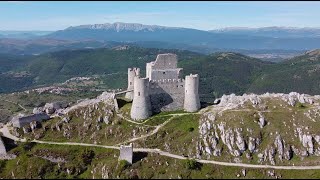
[[19, 139, 320, 170], [1, 99, 27, 112], [2, 111, 320, 170], [116, 115, 176, 146], [0, 125, 26, 142], [117, 112, 197, 126]]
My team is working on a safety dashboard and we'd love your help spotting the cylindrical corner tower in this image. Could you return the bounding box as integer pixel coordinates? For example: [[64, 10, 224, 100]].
[[184, 74, 200, 112], [130, 76, 152, 120], [125, 68, 140, 100]]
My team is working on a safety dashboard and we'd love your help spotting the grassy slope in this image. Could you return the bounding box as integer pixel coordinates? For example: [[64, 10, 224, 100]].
[[180, 52, 272, 101], [248, 50, 320, 95], [199, 96, 320, 166], [1, 142, 320, 179], [2, 93, 320, 178], [1, 47, 274, 102]]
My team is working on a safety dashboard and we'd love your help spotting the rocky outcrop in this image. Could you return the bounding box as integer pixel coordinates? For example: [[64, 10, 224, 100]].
[[44, 102, 68, 115], [248, 137, 256, 153], [23, 126, 31, 134], [258, 112, 266, 128], [62, 117, 70, 123], [196, 92, 320, 165], [33, 107, 44, 114], [274, 135, 284, 161], [30, 121, 41, 131]]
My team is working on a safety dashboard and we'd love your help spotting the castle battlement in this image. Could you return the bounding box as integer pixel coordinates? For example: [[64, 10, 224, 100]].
[[128, 67, 140, 72], [149, 80, 185, 90], [186, 74, 199, 79], [150, 78, 184, 84], [128, 53, 200, 120]]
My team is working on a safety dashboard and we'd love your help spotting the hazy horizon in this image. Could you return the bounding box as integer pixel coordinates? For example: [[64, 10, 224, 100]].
[[1, 1, 320, 31], [1, 22, 320, 32]]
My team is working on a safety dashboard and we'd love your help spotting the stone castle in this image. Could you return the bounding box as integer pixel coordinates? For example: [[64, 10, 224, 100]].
[[126, 53, 200, 120]]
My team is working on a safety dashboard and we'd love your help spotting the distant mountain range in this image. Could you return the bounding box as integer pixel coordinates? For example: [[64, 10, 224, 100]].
[[44, 22, 320, 51], [210, 26, 320, 38], [1, 22, 320, 57], [0, 31, 53, 39], [66, 22, 181, 32], [0, 38, 127, 55]]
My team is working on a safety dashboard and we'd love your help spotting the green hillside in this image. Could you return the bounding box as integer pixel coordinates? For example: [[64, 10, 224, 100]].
[[180, 52, 272, 101], [27, 47, 202, 85], [2, 46, 320, 102], [0, 46, 273, 102], [0, 47, 203, 93], [248, 49, 320, 95]]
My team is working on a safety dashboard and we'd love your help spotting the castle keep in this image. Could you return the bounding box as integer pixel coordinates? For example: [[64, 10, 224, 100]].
[[127, 53, 200, 120]]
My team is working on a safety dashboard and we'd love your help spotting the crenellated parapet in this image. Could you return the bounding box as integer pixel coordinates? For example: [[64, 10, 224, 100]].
[[149, 79, 185, 92]]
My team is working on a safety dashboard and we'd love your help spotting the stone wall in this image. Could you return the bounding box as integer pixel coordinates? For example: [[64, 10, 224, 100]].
[[125, 67, 140, 100], [152, 53, 178, 69], [149, 79, 185, 112], [184, 74, 201, 112], [146, 53, 182, 81], [130, 77, 152, 120], [149, 69, 183, 81], [119, 143, 133, 164], [11, 113, 50, 128]]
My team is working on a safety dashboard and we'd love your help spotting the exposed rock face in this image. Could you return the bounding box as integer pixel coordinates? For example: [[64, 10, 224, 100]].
[[97, 116, 103, 123], [44, 102, 68, 115], [302, 134, 314, 155], [196, 92, 320, 165], [23, 126, 31, 134], [248, 137, 256, 153], [284, 145, 293, 160], [104, 115, 110, 125], [235, 129, 246, 152], [64, 92, 115, 115], [274, 135, 284, 161], [30, 121, 41, 131], [56, 122, 63, 131], [33, 107, 44, 114], [258, 112, 266, 128], [62, 117, 70, 123], [40, 91, 124, 143], [283, 92, 315, 107]]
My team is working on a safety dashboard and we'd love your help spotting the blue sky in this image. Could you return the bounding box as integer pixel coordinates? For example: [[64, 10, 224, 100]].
[[1, 1, 320, 31]]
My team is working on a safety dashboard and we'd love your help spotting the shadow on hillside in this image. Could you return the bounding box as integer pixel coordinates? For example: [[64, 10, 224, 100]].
[[1, 136, 18, 151], [133, 152, 148, 164], [117, 97, 132, 109], [200, 101, 216, 109]]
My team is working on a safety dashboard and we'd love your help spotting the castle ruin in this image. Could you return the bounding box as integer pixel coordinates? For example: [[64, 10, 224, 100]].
[[127, 53, 200, 120], [119, 143, 133, 164], [11, 113, 50, 128]]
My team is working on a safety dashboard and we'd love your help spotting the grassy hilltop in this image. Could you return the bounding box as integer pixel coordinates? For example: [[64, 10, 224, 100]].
[[1, 91, 320, 178]]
